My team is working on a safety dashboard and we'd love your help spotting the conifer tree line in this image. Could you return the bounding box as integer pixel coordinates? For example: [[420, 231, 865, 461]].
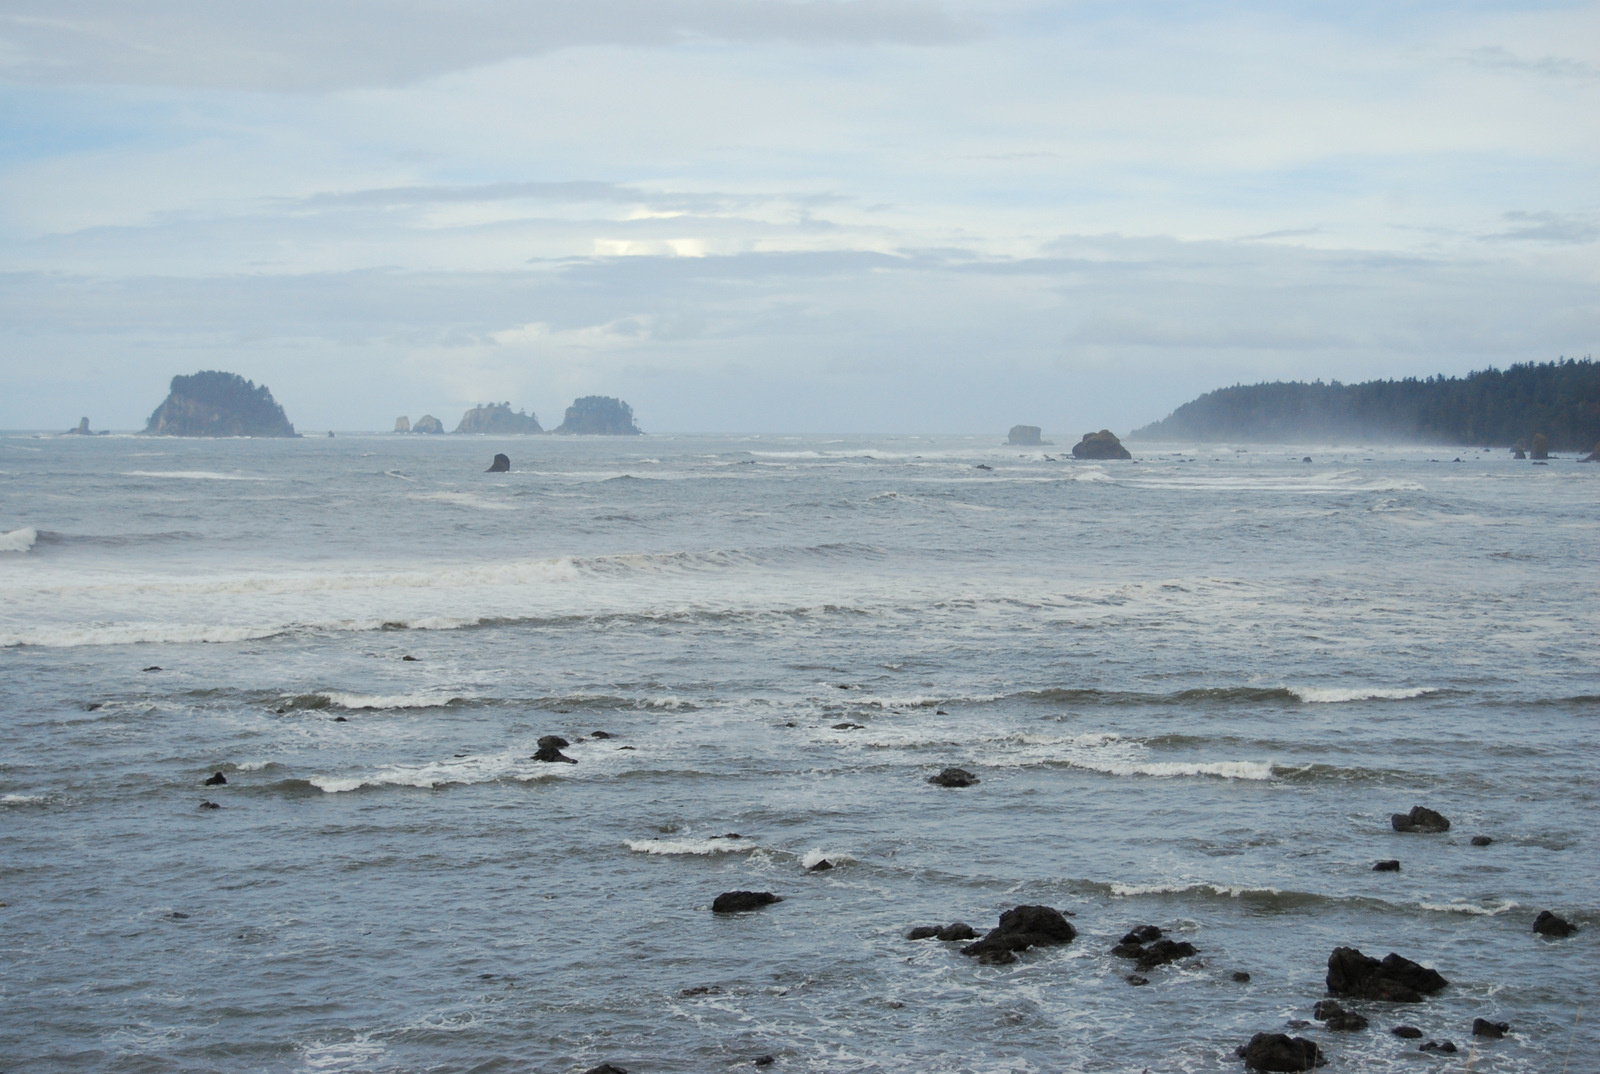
[[1132, 358, 1600, 450]]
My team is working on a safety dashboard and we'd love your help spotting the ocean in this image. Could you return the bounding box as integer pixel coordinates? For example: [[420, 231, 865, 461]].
[[1, 432, 1595, 1073]]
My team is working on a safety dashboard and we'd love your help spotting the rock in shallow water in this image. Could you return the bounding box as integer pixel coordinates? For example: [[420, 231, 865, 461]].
[[1372, 859, 1400, 872], [1471, 835, 1493, 846], [1419, 1040, 1457, 1053], [1325, 946, 1447, 1003], [203, 772, 227, 786], [1472, 1018, 1509, 1038], [960, 905, 1076, 962], [712, 891, 782, 914], [1391, 805, 1450, 833], [1392, 1026, 1422, 1039], [1237, 1032, 1325, 1071], [927, 767, 979, 787], [1534, 910, 1576, 937]]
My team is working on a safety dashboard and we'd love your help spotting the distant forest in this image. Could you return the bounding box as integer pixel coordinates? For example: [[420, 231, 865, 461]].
[[1131, 359, 1600, 450]]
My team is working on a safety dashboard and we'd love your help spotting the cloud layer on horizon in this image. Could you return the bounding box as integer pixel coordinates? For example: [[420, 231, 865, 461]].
[[1, 0, 1596, 432]]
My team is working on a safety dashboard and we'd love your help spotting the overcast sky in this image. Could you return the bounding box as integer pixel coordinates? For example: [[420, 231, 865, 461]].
[[2, 0, 1596, 433]]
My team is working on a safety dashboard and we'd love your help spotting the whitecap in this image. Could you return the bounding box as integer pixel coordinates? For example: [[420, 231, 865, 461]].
[[0, 527, 38, 553], [121, 470, 272, 481], [625, 837, 754, 856], [1419, 899, 1519, 916], [2, 793, 49, 805], [1068, 758, 1275, 781], [319, 691, 468, 710], [1290, 686, 1436, 703]]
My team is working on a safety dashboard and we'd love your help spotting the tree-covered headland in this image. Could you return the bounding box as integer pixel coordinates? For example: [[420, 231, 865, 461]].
[[1131, 358, 1600, 450]]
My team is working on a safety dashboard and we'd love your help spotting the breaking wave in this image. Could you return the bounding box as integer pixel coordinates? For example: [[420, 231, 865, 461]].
[[0, 527, 38, 553]]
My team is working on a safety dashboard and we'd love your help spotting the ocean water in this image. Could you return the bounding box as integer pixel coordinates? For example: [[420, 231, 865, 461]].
[[1, 432, 1595, 1074]]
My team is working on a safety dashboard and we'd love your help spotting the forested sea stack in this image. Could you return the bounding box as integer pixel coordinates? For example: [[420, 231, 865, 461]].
[[1132, 358, 1600, 449], [142, 371, 298, 437], [554, 396, 641, 435], [455, 403, 542, 434]]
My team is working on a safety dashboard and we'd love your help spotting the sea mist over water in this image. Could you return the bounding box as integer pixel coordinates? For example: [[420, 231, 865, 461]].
[[1, 433, 1596, 1072]]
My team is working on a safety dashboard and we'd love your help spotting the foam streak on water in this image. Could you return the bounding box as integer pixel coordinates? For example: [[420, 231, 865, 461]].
[[0, 434, 1596, 1073]]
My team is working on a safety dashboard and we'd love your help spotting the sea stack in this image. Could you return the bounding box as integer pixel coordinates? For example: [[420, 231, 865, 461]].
[[412, 415, 444, 434], [554, 396, 642, 435], [394, 416, 411, 433], [142, 371, 298, 437], [1530, 433, 1550, 460], [1071, 429, 1132, 460], [1007, 425, 1044, 446], [487, 453, 511, 473], [65, 417, 94, 435], [455, 403, 542, 434]]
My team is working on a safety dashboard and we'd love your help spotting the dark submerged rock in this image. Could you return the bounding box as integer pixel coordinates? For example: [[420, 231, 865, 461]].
[[486, 453, 511, 472], [1238, 1032, 1325, 1071], [754, 1056, 775, 1067], [1313, 1002, 1369, 1031], [583, 1065, 630, 1074], [1392, 1026, 1423, 1039], [1419, 1040, 1457, 1054], [1534, 910, 1576, 937], [1133, 938, 1197, 970], [712, 890, 782, 914], [908, 922, 977, 941], [1373, 859, 1401, 872], [1325, 946, 1447, 1002], [1071, 429, 1132, 460], [927, 766, 979, 788], [143, 666, 163, 672], [1472, 1018, 1509, 1038], [532, 734, 576, 763], [960, 904, 1076, 962], [1391, 805, 1451, 833], [199, 800, 221, 810], [1470, 835, 1493, 846], [1121, 925, 1162, 945], [203, 772, 227, 786], [590, 730, 613, 739], [401, 654, 418, 661], [1126, 974, 1149, 986], [1233, 971, 1252, 982], [808, 858, 834, 872]]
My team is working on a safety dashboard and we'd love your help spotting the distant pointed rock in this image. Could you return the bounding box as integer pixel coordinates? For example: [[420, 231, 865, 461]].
[[487, 453, 511, 472]]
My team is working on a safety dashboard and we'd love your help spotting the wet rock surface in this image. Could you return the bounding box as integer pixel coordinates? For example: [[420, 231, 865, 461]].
[[927, 767, 979, 787], [1472, 1018, 1509, 1038], [1325, 947, 1447, 1003], [1391, 805, 1450, 833], [960, 905, 1076, 962], [1534, 910, 1575, 937], [1237, 1032, 1325, 1071], [533, 735, 576, 763], [712, 891, 782, 914]]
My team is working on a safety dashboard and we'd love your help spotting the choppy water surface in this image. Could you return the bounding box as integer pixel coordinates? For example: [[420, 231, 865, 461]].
[[1, 433, 1595, 1073]]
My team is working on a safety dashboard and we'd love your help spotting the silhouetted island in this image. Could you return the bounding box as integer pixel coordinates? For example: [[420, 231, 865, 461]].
[[1132, 358, 1600, 450], [554, 396, 641, 435], [455, 403, 542, 434], [143, 371, 298, 437]]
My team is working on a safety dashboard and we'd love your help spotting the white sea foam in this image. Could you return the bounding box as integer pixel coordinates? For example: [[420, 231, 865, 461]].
[[122, 470, 271, 481], [407, 491, 517, 511], [626, 837, 755, 855], [0, 622, 287, 648], [310, 750, 552, 793], [0, 527, 38, 552], [1290, 686, 1436, 703], [319, 691, 468, 710], [1419, 899, 1519, 916], [801, 848, 852, 869], [1067, 758, 1275, 781], [2, 793, 49, 805], [1110, 882, 1283, 898]]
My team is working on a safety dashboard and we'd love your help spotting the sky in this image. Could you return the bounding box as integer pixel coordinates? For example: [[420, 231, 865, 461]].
[[1, 0, 1596, 434]]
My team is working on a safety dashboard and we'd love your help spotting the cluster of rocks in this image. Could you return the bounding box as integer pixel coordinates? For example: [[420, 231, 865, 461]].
[[1111, 924, 1197, 974], [530, 731, 620, 764], [396, 396, 641, 435]]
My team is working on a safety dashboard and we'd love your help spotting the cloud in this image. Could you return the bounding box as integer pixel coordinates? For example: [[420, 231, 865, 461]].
[[0, 0, 976, 91], [1462, 45, 1598, 80], [1484, 210, 1599, 245]]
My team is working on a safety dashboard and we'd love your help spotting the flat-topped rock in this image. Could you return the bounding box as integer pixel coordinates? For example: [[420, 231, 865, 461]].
[[1007, 425, 1046, 446]]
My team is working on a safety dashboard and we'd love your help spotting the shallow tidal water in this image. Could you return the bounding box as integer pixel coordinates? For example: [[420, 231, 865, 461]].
[[1, 432, 1596, 1073]]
